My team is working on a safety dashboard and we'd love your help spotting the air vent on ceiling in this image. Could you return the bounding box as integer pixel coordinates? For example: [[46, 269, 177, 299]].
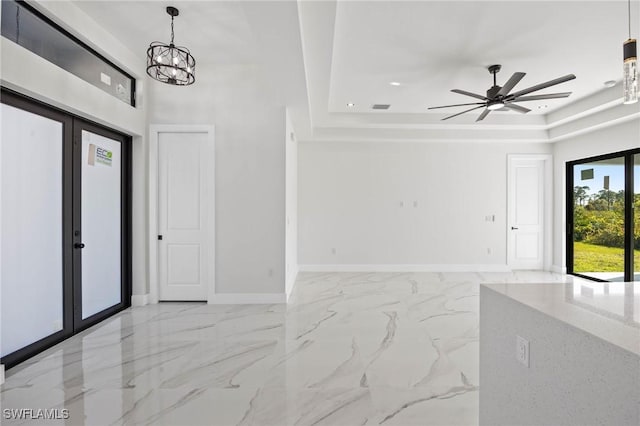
[[372, 104, 391, 110]]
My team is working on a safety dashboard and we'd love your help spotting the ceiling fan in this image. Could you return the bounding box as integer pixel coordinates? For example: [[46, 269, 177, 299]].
[[428, 64, 576, 121]]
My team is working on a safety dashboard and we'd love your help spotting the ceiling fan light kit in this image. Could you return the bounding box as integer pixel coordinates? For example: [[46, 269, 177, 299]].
[[146, 6, 196, 86], [428, 64, 576, 121], [622, 0, 638, 104]]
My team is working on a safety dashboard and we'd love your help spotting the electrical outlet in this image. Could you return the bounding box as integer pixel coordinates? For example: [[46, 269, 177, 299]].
[[516, 335, 529, 367]]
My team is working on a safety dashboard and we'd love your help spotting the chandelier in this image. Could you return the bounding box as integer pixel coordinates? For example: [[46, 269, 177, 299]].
[[146, 6, 195, 86]]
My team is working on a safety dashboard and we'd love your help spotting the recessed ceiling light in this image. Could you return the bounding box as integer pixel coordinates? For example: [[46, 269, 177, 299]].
[[347, 103, 355, 107], [390, 82, 401, 86], [604, 80, 616, 87]]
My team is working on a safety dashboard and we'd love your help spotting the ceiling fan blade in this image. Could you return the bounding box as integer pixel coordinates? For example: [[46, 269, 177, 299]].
[[428, 102, 486, 110], [451, 89, 488, 100], [476, 109, 491, 122], [510, 92, 572, 102], [442, 105, 486, 121], [502, 103, 531, 114], [497, 72, 526, 97], [506, 74, 576, 99]]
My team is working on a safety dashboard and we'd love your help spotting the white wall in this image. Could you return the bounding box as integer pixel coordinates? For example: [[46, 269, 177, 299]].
[[551, 118, 640, 271], [148, 63, 286, 295], [285, 110, 298, 298], [299, 141, 552, 269]]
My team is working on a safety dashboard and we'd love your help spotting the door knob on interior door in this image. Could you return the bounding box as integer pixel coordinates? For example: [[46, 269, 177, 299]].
[[74, 243, 85, 249], [511, 227, 519, 230]]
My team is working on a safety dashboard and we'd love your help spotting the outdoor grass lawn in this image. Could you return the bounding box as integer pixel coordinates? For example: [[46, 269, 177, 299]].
[[574, 241, 640, 273]]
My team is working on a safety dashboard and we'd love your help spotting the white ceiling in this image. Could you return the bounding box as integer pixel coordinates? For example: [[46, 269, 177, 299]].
[[329, 1, 628, 115], [73, 1, 258, 65], [71, 0, 640, 142]]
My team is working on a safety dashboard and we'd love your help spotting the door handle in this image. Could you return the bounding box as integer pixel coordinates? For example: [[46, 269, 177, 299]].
[[511, 227, 519, 230], [74, 243, 85, 249]]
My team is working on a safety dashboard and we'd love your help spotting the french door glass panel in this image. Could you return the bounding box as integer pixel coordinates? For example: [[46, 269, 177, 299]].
[[80, 130, 122, 319], [572, 157, 625, 281], [0, 104, 63, 356]]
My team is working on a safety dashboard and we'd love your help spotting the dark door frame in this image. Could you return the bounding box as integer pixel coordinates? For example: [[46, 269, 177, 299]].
[[72, 118, 132, 333], [566, 148, 639, 282], [0, 88, 132, 369]]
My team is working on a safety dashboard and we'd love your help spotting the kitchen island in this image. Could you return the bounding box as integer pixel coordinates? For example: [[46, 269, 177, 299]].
[[479, 280, 639, 426]]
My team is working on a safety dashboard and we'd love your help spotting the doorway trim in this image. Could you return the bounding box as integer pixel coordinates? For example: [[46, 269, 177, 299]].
[[507, 154, 553, 271], [148, 125, 215, 304]]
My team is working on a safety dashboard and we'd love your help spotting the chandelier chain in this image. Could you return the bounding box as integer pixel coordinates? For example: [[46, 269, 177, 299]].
[[171, 15, 175, 45], [629, 0, 632, 39]]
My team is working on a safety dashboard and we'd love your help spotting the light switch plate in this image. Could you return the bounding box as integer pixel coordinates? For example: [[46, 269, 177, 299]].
[[516, 335, 529, 367]]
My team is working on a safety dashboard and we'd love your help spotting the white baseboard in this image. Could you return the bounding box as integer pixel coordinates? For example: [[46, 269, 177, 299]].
[[0, 364, 5, 385], [285, 267, 299, 302], [298, 264, 511, 273], [208, 293, 287, 305], [550, 265, 567, 274], [131, 294, 149, 307]]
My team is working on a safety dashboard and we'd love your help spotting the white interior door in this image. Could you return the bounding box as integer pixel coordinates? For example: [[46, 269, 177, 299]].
[[158, 131, 209, 301], [508, 157, 545, 270]]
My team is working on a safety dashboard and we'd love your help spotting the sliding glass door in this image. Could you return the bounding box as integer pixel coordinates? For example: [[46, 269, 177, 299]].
[[567, 148, 639, 282], [0, 89, 131, 368]]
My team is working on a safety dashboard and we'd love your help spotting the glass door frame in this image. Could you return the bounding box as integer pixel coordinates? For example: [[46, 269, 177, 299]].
[[0, 88, 132, 368], [0, 88, 74, 368], [72, 118, 132, 333], [566, 148, 639, 282]]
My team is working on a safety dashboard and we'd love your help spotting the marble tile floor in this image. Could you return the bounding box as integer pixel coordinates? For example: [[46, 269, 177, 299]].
[[1, 271, 567, 426]]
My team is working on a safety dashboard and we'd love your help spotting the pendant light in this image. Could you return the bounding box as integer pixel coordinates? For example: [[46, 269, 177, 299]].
[[623, 0, 637, 104], [146, 6, 196, 86]]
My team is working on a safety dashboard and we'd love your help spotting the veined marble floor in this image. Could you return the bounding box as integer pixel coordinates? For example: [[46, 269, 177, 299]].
[[1, 271, 566, 426]]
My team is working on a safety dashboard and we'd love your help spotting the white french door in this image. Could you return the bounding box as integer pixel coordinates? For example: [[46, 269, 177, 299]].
[[1, 102, 67, 358], [1, 90, 131, 369], [79, 129, 123, 319]]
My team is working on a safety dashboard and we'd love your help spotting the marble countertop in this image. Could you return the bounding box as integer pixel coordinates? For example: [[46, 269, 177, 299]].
[[481, 280, 640, 356]]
